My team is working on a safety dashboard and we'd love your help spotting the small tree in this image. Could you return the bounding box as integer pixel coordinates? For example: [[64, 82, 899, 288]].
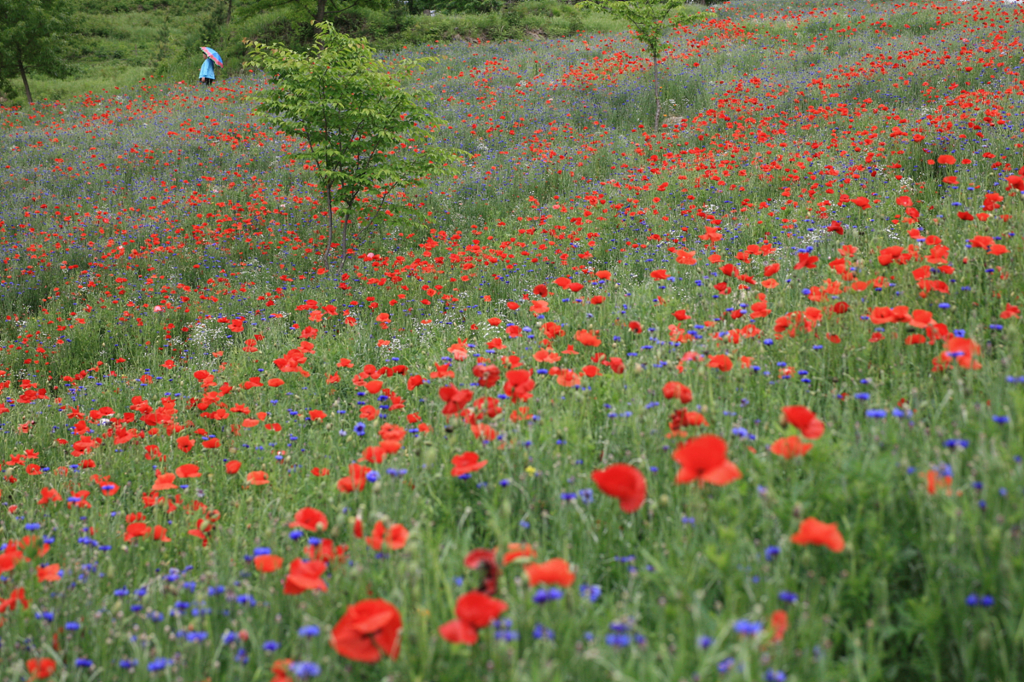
[[247, 22, 462, 266], [578, 0, 689, 126], [0, 0, 71, 103]]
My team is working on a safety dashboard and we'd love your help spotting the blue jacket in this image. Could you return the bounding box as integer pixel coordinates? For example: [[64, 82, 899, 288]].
[[199, 58, 216, 81]]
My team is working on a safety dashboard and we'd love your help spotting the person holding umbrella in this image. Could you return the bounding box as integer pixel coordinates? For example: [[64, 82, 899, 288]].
[[199, 47, 223, 85]]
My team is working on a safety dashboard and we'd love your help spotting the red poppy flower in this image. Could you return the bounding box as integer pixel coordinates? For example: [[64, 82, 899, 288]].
[[524, 558, 575, 586], [365, 521, 409, 551], [290, 507, 328, 533], [591, 463, 646, 513], [37, 564, 61, 583], [151, 473, 176, 492], [271, 658, 294, 682], [791, 517, 845, 552], [456, 591, 508, 629], [464, 548, 500, 595], [330, 599, 402, 663], [925, 470, 953, 495], [662, 381, 693, 403], [502, 542, 537, 565], [439, 617, 479, 645], [306, 538, 347, 563], [451, 451, 488, 477], [673, 435, 742, 486], [124, 522, 150, 542], [283, 559, 328, 594], [770, 436, 812, 459], [770, 609, 789, 643], [226, 460, 241, 474], [254, 554, 283, 573], [439, 386, 474, 415], [707, 354, 733, 371], [337, 463, 372, 492], [246, 471, 269, 486], [175, 464, 200, 479], [781, 406, 825, 439], [26, 657, 57, 680], [37, 488, 62, 505]]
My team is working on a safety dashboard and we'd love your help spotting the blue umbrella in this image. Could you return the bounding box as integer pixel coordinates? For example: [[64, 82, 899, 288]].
[[200, 47, 223, 67]]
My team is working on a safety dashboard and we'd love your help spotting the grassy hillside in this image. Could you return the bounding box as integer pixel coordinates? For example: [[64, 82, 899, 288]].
[[2, 0, 667, 105]]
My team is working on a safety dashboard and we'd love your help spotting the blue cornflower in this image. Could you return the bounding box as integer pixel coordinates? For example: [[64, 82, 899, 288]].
[[297, 624, 320, 638], [579, 583, 602, 602], [778, 591, 799, 604], [148, 658, 170, 672], [733, 619, 763, 636], [532, 623, 555, 640], [533, 587, 564, 603], [291, 661, 322, 678]]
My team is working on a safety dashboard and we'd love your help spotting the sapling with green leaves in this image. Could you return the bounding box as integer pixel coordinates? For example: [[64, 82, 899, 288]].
[[577, 0, 691, 125], [247, 22, 462, 267]]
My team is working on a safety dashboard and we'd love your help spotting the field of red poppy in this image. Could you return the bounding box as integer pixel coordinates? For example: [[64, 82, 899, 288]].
[[1, 0, 1023, 679]]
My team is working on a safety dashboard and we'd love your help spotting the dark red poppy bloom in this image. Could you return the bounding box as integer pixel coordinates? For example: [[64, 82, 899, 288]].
[[591, 463, 646, 513], [464, 548, 500, 595], [330, 599, 402, 663]]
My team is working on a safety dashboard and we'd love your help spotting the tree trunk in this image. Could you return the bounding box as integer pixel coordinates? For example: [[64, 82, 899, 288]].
[[339, 207, 351, 266], [16, 48, 32, 104], [317, 0, 326, 22], [226, 0, 233, 23]]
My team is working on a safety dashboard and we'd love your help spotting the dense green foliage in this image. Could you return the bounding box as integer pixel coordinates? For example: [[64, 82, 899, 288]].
[[0, 0, 73, 102], [247, 22, 463, 264], [0, 0, 646, 105]]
